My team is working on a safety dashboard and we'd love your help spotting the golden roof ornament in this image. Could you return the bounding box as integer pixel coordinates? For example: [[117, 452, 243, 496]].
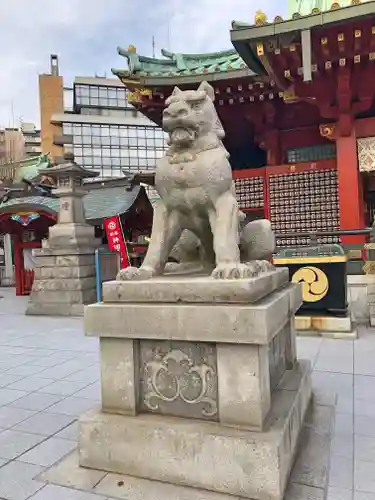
[[330, 2, 340, 9], [274, 15, 283, 23], [283, 86, 298, 103], [254, 10, 267, 26], [127, 45, 137, 53]]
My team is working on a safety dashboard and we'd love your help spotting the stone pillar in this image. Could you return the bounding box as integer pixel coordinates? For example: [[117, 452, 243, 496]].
[[79, 269, 312, 500], [2, 234, 14, 286], [26, 152, 98, 316]]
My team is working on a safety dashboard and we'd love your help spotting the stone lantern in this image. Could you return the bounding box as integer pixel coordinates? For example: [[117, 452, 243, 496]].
[[41, 152, 98, 248], [26, 153, 99, 317]]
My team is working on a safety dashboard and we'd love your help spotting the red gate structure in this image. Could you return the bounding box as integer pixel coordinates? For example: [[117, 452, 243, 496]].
[[13, 239, 41, 296], [0, 209, 57, 296]]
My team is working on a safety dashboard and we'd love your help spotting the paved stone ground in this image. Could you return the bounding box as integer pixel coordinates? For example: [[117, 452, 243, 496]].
[[0, 288, 375, 499]]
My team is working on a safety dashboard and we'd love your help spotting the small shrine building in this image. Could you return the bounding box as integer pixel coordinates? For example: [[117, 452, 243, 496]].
[[112, 0, 375, 268], [0, 156, 152, 295]]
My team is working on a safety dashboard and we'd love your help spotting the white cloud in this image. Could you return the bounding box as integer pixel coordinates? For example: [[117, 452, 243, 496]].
[[0, 0, 284, 127]]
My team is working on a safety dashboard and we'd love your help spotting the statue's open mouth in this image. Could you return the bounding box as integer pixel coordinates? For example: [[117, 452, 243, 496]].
[[170, 127, 195, 145]]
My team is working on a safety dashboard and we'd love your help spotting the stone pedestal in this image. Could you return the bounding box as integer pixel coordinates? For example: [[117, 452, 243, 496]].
[[79, 268, 312, 500], [366, 275, 375, 327], [26, 245, 96, 316]]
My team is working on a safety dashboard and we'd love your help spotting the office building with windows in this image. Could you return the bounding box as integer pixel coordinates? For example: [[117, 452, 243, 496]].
[[21, 122, 42, 157], [39, 56, 167, 179]]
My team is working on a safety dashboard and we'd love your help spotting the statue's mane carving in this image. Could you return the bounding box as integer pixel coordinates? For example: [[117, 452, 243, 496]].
[[163, 81, 228, 157]]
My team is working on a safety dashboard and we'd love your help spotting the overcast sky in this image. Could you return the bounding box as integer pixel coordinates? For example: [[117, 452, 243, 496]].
[[0, 0, 285, 128]]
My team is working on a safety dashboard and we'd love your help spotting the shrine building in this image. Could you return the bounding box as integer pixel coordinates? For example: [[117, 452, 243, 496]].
[[0, 155, 152, 295], [112, 0, 375, 268]]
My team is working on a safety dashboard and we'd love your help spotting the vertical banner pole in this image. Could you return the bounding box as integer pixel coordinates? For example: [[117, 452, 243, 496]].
[[95, 248, 102, 303], [117, 214, 130, 269]]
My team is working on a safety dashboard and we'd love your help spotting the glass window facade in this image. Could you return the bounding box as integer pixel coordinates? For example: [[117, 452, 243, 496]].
[[63, 122, 168, 178], [80, 107, 138, 118], [59, 81, 168, 179], [75, 84, 131, 109]]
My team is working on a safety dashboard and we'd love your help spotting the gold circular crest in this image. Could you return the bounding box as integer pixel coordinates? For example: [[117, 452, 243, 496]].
[[292, 266, 329, 302]]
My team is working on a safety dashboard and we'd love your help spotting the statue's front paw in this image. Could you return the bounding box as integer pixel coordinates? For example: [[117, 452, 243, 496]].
[[211, 263, 257, 280], [164, 262, 183, 274], [116, 266, 156, 281], [258, 260, 275, 273], [244, 260, 275, 274]]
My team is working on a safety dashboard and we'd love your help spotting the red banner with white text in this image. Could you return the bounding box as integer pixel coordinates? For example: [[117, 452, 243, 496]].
[[104, 215, 130, 269]]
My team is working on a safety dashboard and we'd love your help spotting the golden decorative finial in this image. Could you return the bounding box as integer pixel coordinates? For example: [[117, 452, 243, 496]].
[[127, 45, 137, 53], [311, 7, 320, 13], [351, 0, 361, 5], [330, 2, 340, 9], [283, 86, 298, 103], [255, 10, 267, 26], [274, 15, 283, 23]]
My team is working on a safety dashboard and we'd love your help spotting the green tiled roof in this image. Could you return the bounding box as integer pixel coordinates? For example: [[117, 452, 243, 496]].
[[112, 46, 254, 82], [0, 196, 59, 213], [0, 154, 51, 184], [15, 155, 52, 183], [84, 185, 141, 221], [0, 185, 142, 222]]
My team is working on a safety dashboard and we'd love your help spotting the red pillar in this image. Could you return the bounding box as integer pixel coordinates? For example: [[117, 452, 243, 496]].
[[264, 129, 281, 166], [12, 234, 24, 296], [336, 130, 365, 244]]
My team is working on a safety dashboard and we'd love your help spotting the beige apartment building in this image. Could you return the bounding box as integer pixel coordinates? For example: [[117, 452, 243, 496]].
[[0, 128, 25, 165], [0, 123, 42, 166]]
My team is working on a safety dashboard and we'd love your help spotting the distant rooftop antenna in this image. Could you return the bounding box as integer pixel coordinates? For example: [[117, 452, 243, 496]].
[[167, 12, 171, 50], [152, 35, 156, 58], [50, 54, 59, 76]]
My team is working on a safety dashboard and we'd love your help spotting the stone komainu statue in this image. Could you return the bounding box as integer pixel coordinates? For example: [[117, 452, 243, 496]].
[[118, 81, 275, 280]]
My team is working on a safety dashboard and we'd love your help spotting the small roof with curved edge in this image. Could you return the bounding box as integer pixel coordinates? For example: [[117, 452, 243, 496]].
[[112, 46, 255, 86], [38, 152, 98, 180], [0, 184, 148, 227]]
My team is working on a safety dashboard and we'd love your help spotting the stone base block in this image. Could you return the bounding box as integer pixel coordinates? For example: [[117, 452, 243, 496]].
[[102, 268, 289, 304], [0, 278, 14, 287], [27, 246, 97, 317], [32, 277, 96, 292], [86, 282, 301, 345], [25, 302, 85, 317], [79, 360, 311, 500], [295, 314, 357, 339]]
